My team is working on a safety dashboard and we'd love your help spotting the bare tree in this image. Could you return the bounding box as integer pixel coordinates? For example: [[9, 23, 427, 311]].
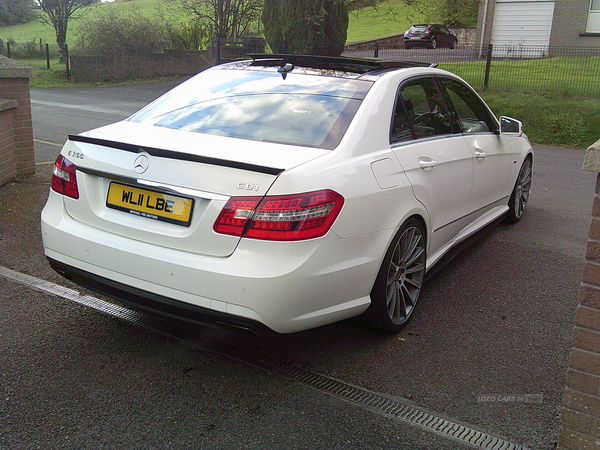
[[174, 0, 263, 39], [37, 0, 94, 59]]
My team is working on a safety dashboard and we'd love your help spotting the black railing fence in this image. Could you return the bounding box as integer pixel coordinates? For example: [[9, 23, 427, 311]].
[[0, 39, 61, 60], [344, 44, 600, 96], [4, 37, 599, 96], [211, 37, 267, 64]]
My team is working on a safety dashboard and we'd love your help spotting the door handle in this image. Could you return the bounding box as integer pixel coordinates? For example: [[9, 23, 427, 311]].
[[418, 157, 437, 170], [475, 150, 486, 159]]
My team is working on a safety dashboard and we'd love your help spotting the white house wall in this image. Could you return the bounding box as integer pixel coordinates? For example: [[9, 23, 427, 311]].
[[491, 0, 556, 56]]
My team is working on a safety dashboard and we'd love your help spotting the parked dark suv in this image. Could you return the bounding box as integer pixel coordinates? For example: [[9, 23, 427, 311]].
[[404, 24, 458, 49]]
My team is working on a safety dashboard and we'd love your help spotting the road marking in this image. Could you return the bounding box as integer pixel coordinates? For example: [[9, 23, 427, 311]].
[[1, 265, 530, 450], [34, 139, 63, 148], [31, 99, 130, 116]]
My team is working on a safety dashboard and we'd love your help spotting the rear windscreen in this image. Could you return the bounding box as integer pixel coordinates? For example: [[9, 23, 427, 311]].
[[129, 68, 372, 150]]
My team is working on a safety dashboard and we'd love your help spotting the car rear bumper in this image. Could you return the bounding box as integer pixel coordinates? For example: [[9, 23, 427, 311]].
[[42, 191, 384, 333], [404, 38, 431, 46], [47, 257, 274, 335]]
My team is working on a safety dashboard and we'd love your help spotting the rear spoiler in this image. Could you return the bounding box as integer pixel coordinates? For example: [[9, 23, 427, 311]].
[[68, 134, 285, 176]]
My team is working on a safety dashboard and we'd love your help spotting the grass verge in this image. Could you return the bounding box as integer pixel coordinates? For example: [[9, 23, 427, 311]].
[[442, 56, 600, 98], [482, 91, 600, 149], [20, 58, 72, 88]]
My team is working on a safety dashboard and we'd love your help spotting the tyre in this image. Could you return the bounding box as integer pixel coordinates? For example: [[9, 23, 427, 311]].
[[369, 218, 426, 332], [430, 38, 437, 49], [505, 157, 532, 223]]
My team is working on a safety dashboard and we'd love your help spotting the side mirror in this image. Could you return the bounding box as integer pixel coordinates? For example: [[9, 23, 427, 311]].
[[500, 116, 523, 136]]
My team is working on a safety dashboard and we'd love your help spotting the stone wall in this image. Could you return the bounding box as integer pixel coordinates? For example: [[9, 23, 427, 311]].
[[558, 139, 600, 449], [344, 28, 477, 52], [70, 50, 212, 83], [0, 56, 34, 187]]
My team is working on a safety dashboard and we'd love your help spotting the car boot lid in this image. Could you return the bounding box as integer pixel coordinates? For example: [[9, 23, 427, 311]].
[[73, 120, 330, 177]]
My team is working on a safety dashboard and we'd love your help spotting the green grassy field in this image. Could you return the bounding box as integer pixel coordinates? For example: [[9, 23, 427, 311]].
[[347, 0, 426, 42], [0, 0, 423, 47], [0, 0, 178, 47], [482, 91, 600, 148], [442, 56, 600, 96], [440, 56, 600, 147]]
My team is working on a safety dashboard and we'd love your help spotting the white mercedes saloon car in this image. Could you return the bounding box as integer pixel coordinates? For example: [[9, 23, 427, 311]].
[[41, 55, 532, 334]]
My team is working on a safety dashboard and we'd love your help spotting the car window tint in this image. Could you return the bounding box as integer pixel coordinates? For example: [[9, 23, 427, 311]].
[[149, 94, 361, 150], [130, 69, 372, 150], [438, 78, 496, 134], [393, 78, 454, 141], [391, 98, 416, 143]]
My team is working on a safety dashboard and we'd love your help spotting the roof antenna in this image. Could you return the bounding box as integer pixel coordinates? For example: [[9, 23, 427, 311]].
[[277, 59, 294, 80]]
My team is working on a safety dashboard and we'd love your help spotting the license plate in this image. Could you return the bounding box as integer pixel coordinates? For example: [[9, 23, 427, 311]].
[[106, 182, 194, 227], [410, 36, 420, 40]]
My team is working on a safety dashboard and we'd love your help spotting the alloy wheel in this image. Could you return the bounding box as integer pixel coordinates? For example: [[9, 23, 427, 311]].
[[513, 159, 532, 219], [385, 225, 426, 325]]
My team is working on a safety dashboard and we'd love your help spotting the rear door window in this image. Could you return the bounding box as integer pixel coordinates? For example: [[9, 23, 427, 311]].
[[391, 77, 454, 143]]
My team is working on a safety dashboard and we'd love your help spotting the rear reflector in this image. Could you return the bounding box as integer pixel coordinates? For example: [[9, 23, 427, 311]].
[[214, 190, 344, 241], [51, 155, 79, 199]]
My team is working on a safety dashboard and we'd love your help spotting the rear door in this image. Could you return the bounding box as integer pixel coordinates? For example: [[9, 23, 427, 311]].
[[389, 76, 474, 256]]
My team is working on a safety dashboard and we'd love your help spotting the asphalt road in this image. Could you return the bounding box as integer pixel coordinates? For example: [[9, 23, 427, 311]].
[[31, 79, 185, 163], [0, 80, 596, 449]]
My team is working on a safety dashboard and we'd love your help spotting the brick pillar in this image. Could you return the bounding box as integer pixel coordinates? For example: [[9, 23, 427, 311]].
[[0, 99, 18, 186], [558, 138, 600, 449], [0, 56, 34, 187]]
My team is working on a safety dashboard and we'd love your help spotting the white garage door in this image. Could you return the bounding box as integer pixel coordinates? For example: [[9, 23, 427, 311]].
[[491, 0, 555, 57]]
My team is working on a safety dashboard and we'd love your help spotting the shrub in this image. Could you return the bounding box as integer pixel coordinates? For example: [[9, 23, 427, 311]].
[[74, 9, 178, 58], [175, 22, 212, 51], [0, 0, 34, 26]]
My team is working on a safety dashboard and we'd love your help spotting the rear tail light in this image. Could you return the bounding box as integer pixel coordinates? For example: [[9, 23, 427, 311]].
[[51, 155, 79, 199], [214, 190, 344, 241]]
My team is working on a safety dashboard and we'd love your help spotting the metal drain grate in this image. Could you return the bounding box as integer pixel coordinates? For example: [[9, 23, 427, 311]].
[[2, 266, 530, 450], [1, 266, 165, 328], [239, 357, 529, 450]]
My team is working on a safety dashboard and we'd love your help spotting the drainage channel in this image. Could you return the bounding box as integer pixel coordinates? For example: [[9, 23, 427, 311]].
[[2, 266, 530, 450]]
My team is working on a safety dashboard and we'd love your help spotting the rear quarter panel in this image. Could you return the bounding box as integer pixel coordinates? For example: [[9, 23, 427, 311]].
[[266, 69, 430, 242]]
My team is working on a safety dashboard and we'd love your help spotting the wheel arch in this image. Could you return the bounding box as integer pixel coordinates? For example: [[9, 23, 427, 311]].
[[374, 212, 430, 282], [367, 213, 428, 331], [403, 213, 429, 270], [527, 151, 534, 164]]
